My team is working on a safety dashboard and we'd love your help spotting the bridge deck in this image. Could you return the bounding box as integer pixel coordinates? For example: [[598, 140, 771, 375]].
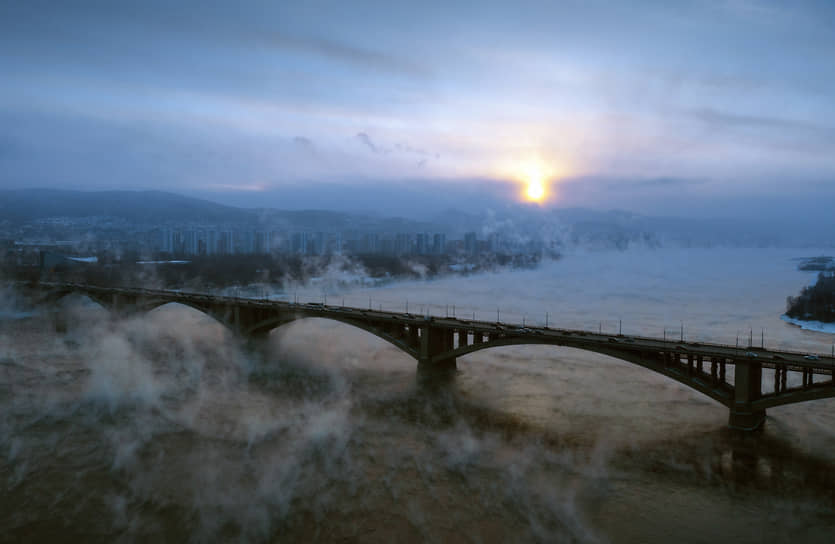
[[30, 281, 835, 371]]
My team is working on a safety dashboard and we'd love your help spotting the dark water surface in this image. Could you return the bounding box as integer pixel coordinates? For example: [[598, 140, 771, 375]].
[[2, 249, 835, 542]]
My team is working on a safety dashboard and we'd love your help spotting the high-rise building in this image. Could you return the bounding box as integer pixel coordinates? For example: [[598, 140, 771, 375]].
[[464, 232, 478, 255], [380, 238, 394, 254], [172, 231, 185, 255], [394, 233, 411, 255], [433, 233, 446, 255], [183, 230, 198, 255], [291, 232, 308, 254], [312, 232, 326, 255], [362, 233, 379, 253], [255, 231, 268, 254], [196, 230, 207, 256], [218, 231, 233, 255], [207, 230, 218, 255], [239, 231, 255, 254], [160, 229, 174, 254], [416, 232, 429, 255], [268, 231, 283, 253], [328, 232, 343, 255]]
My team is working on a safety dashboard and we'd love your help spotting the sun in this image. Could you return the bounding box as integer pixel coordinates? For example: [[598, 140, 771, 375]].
[[501, 155, 567, 205], [522, 165, 548, 203], [526, 177, 546, 202]]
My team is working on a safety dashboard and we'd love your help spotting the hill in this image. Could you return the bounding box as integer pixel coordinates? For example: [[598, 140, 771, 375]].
[[0, 189, 250, 224], [0, 188, 436, 233]]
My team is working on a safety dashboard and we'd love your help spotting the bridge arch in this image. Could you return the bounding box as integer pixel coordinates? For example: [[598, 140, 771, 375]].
[[139, 300, 238, 332], [39, 287, 241, 332], [39, 288, 111, 310], [245, 315, 421, 360], [436, 335, 734, 407]]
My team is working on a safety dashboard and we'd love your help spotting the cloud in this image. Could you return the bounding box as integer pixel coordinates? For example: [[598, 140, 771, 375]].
[[292, 136, 315, 153], [684, 107, 835, 154], [394, 143, 430, 156], [356, 132, 386, 154], [356, 134, 439, 165], [557, 176, 706, 197], [266, 32, 430, 79], [687, 108, 835, 142], [618, 177, 706, 189]]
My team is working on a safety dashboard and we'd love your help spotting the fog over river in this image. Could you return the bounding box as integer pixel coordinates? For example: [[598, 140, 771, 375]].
[[2, 248, 834, 542]]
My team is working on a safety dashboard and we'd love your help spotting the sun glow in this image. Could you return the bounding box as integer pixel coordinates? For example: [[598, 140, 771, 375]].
[[525, 175, 546, 202], [496, 154, 570, 205], [521, 162, 550, 203]]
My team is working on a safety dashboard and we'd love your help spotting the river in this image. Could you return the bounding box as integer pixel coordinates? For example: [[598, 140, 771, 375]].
[[1, 247, 834, 542]]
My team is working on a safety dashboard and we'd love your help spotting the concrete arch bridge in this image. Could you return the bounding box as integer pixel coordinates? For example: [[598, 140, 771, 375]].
[[27, 282, 835, 431]]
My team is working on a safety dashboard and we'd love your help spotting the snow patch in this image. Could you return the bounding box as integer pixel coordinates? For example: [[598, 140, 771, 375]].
[[781, 315, 835, 335], [68, 256, 98, 263]]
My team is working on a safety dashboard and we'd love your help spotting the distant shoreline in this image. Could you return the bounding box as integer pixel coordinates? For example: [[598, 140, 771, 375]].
[[781, 315, 835, 334]]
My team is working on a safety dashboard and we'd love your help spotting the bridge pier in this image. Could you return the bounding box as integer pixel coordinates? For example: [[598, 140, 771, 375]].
[[408, 325, 420, 347], [417, 324, 457, 379], [244, 329, 271, 349], [728, 360, 765, 431], [728, 408, 765, 431]]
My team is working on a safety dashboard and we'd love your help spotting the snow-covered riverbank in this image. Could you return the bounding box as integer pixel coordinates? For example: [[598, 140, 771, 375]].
[[781, 314, 835, 334]]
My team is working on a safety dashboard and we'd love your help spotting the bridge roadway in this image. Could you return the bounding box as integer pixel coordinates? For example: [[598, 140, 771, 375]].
[[26, 281, 835, 431]]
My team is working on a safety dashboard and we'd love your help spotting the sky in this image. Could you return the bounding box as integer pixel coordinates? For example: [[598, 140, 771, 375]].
[[1, 0, 835, 219]]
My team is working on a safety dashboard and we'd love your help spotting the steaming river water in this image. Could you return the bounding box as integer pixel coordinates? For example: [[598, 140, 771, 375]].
[[2, 248, 835, 542]]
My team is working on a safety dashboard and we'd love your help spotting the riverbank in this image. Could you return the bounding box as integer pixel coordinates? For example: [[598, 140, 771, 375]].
[[781, 314, 835, 334]]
